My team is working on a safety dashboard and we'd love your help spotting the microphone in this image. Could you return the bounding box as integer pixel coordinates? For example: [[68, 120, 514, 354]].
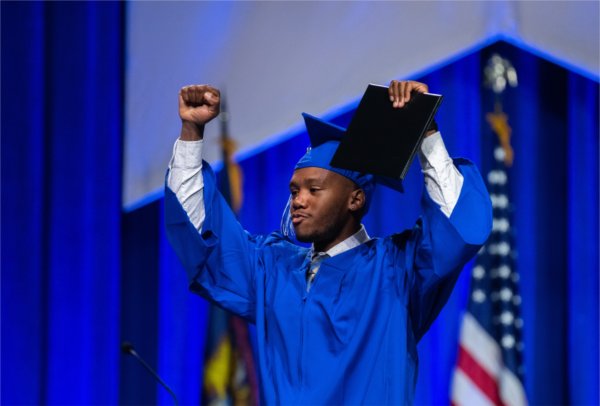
[[121, 341, 179, 406]]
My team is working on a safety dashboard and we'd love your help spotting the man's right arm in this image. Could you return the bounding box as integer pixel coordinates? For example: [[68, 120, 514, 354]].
[[167, 85, 221, 230], [167, 138, 205, 231], [165, 85, 260, 321]]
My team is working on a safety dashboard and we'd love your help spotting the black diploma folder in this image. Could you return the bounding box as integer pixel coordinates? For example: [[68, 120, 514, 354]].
[[330, 84, 443, 190]]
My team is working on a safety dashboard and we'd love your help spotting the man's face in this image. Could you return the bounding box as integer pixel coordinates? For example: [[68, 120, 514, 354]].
[[289, 167, 359, 251]]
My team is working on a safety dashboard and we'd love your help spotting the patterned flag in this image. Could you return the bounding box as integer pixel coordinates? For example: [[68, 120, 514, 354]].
[[450, 103, 527, 406], [201, 96, 260, 406]]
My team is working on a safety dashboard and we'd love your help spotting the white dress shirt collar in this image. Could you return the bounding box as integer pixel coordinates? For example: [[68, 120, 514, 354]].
[[311, 224, 371, 259]]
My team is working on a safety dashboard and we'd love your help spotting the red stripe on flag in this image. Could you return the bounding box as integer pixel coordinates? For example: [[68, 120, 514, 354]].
[[457, 344, 503, 406]]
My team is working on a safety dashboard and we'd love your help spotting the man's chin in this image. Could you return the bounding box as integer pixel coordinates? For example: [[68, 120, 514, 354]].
[[296, 236, 313, 244], [294, 231, 313, 243], [293, 226, 316, 243]]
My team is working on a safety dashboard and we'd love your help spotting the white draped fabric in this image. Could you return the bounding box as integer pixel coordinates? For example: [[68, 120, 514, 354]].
[[124, 1, 599, 207]]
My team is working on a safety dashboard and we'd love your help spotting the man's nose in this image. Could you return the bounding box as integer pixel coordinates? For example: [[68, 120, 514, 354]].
[[292, 190, 308, 209]]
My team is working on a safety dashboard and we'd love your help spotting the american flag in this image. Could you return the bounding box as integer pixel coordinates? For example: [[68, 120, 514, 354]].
[[451, 116, 527, 406]]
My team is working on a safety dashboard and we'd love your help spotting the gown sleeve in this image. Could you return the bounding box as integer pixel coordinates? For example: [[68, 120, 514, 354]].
[[164, 161, 261, 322], [403, 158, 492, 341]]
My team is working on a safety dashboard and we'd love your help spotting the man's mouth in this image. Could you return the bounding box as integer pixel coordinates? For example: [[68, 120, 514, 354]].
[[291, 212, 309, 225]]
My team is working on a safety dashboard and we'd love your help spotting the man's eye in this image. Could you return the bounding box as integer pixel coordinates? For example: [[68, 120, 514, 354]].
[[310, 187, 320, 193]]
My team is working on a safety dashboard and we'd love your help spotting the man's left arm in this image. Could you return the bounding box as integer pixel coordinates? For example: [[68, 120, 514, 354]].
[[389, 81, 492, 341]]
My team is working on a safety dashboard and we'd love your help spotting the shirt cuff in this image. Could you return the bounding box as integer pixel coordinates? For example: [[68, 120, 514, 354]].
[[417, 131, 452, 171], [169, 139, 204, 170]]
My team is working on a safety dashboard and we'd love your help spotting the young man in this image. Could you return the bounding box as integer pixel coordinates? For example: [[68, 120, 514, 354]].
[[165, 81, 492, 404]]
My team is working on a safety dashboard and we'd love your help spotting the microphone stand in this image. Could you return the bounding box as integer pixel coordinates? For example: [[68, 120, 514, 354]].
[[121, 341, 179, 406]]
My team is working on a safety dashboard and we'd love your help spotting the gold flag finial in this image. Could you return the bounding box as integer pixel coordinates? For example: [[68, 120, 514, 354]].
[[484, 54, 518, 166]]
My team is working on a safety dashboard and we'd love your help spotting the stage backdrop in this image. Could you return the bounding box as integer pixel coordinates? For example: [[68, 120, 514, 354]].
[[2, 2, 598, 405], [120, 42, 599, 405]]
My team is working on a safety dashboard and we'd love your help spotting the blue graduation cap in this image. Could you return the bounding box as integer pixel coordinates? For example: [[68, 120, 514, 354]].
[[301, 112, 345, 146], [295, 113, 377, 197], [295, 113, 405, 199]]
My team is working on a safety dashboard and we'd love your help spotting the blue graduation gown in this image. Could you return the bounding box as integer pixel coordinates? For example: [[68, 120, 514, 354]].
[[164, 158, 492, 405]]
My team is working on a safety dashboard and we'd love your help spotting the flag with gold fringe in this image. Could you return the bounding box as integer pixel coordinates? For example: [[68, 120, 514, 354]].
[[451, 54, 527, 406], [201, 96, 260, 406]]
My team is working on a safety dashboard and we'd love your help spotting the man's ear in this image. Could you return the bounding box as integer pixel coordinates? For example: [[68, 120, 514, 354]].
[[349, 189, 366, 212]]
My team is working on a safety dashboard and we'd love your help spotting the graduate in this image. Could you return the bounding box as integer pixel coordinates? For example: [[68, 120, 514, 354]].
[[165, 80, 492, 404]]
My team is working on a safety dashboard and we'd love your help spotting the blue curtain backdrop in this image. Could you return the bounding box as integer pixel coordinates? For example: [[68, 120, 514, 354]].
[[2, 3, 598, 404], [1, 2, 123, 405], [121, 44, 598, 405]]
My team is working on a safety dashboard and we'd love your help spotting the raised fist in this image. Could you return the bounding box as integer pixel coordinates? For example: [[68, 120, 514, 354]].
[[179, 84, 220, 125]]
